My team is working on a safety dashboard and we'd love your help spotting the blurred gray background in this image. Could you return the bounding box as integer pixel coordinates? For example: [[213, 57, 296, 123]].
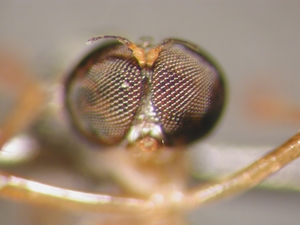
[[0, 1, 300, 225]]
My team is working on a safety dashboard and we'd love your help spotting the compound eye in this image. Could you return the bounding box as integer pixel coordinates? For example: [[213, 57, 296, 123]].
[[151, 40, 225, 145], [66, 43, 143, 145]]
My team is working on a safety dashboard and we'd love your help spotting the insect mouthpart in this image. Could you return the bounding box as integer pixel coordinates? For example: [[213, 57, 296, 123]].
[[126, 122, 164, 152]]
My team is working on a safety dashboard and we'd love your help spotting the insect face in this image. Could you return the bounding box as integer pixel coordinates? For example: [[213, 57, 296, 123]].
[[65, 36, 225, 152], [1, 35, 300, 225]]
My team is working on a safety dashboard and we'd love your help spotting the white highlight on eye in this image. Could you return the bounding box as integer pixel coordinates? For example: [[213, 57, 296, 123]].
[[121, 81, 130, 88]]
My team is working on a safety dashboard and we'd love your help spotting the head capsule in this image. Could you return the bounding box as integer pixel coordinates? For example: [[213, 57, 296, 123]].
[[65, 36, 225, 152]]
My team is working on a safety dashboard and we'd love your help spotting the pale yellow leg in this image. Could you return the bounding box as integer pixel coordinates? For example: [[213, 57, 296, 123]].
[[0, 133, 300, 215], [0, 82, 45, 148], [0, 50, 46, 149], [0, 170, 151, 213], [183, 132, 300, 210]]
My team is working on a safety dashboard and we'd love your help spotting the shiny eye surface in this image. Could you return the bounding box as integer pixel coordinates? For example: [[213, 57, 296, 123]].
[[65, 36, 225, 148], [151, 41, 225, 145], [66, 43, 143, 145]]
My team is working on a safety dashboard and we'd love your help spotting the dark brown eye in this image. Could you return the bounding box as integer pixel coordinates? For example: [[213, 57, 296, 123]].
[[66, 43, 143, 145], [65, 36, 225, 149], [151, 40, 225, 145]]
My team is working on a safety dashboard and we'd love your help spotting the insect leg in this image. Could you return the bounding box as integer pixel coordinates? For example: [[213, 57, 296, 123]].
[[183, 132, 300, 209]]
